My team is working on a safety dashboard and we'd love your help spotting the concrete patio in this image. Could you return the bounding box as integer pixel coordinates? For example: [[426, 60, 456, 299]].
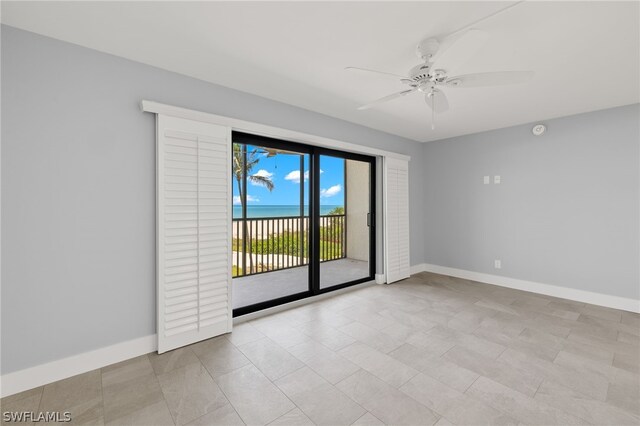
[[233, 258, 369, 309]]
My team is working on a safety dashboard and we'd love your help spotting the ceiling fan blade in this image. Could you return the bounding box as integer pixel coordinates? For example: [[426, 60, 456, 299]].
[[445, 71, 534, 88], [357, 88, 416, 110], [425, 91, 450, 114], [345, 67, 409, 81], [432, 29, 489, 73]]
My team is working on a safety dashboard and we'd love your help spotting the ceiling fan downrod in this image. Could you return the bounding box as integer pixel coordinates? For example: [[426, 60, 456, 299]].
[[428, 91, 436, 130]]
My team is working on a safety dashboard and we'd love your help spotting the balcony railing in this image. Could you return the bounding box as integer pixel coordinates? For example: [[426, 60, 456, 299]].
[[232, 214, 346, 277]]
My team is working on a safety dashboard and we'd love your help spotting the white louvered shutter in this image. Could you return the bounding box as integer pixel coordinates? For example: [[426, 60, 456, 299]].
[[384, 157, 410, 284], [157, 115, 232, 353]]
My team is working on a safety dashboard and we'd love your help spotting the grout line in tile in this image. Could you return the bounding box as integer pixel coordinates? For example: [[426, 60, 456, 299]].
[[208, 362, 251, 426], [395, 368, 420, 390], [531, 377, 545, 399], [35, 380, 45, 415], [333, 367, 364, 390], [462, 376, 519, 421], [99, 366, 106, 424], [269, 382, 306, 423], [495, 345, 508, 360], [462, 375, 481, 395], [267, 407, 303, 426], [439, 343, 457, 359], [153, 365, 178, 426]]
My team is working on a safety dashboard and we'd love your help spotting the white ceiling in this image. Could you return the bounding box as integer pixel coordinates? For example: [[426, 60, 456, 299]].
[[2, 1, 639, 142]]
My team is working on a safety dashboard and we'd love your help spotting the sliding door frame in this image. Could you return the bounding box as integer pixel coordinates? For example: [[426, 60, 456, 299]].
[[313, 147, 376, 295], [232, 132, 376, 317]]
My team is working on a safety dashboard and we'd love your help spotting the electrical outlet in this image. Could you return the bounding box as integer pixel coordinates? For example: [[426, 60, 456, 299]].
[[494, 175, 501, 184], [494, 259, 502, 269], [483, 176, 490, 184]]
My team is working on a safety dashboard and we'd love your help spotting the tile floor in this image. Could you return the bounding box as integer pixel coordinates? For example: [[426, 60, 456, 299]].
[[2, 272, 639, 425]]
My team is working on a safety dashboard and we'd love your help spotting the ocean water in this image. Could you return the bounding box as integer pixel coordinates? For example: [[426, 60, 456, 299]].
[[233, 204, 343, 218]]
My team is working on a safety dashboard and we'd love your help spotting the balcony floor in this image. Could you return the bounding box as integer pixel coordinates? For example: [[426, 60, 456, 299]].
[[232, 258, 369, 309]]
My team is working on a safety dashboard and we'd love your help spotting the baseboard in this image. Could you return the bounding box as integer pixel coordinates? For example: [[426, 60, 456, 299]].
[[0, 335, 157, 398], [410, 263, 428, 276], [418, 263, 640, 313]]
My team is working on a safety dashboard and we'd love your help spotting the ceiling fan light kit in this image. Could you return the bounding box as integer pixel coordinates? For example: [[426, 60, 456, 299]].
[[347, 28, 535, 131]]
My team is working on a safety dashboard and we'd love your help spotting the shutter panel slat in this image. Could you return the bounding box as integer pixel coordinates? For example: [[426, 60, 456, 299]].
[[165, 160, 201, 170], [384, 158, 411, 284], [165, 300, 198, 314], [157, 115, 232, 354], [165, 323, 198, 337], [165, 280, 198, 291], [165, 264, 198, 276], [165, 271, 198, 284]]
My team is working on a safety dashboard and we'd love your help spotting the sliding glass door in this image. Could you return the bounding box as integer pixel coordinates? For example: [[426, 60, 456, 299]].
[[319, 154, 374, 289], [232, 133, 375, 316], [231, 137, 311, 311]]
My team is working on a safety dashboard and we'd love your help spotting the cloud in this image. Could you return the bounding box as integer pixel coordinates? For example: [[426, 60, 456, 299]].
[[284, 170, 307, 183], [233, 195, 260, 204], [284, 169, 323, 184], [250, 169, 274, 187], [253, 169, 273, 178], [320, 184, 341, 198]]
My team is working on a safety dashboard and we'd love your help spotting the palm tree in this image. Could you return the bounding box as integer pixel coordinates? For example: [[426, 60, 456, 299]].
[[233, 144, 275, 274], [233, 144, 275, 197]]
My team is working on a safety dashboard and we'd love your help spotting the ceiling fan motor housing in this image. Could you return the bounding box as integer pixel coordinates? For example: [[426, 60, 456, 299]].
[[416, 38, 440, 61], [409, 64, 447, 92], [409, 63, 432, 81]]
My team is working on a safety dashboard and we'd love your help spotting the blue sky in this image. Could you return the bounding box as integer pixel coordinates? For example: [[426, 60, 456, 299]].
[[233, 146, 345, 206]]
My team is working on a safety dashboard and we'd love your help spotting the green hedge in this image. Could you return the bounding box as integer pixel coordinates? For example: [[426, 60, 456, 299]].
[[232, 230, 343, 260]]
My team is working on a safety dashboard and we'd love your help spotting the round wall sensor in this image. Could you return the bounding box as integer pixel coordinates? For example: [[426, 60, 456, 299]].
[[532, 124, 546, 136]]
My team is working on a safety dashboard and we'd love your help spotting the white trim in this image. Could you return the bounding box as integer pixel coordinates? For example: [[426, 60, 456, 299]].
[[410, 263, 427, 276], [141, 101, 410, 162], [419, 263, 640, 313], [0, 335, 156, 398], [375, 273, 386, 284], [233, 280, 375, 323]]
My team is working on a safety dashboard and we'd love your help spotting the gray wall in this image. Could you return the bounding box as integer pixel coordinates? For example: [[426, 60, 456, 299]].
[[1, 25, 424, 374], [423, 104, 639, 300]]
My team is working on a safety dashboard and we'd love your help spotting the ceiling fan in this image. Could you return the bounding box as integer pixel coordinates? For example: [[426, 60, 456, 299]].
[[346, 29, 534, 129]]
